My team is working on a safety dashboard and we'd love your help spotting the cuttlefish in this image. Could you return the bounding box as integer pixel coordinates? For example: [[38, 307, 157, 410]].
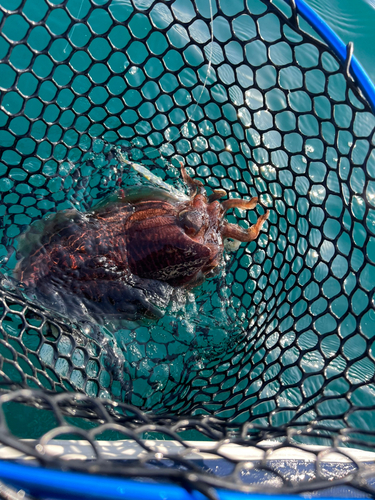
[[15, 162, 269, 320]]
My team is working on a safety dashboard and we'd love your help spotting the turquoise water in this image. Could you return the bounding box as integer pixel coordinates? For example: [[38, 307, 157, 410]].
[[305, 0, 375, 84]]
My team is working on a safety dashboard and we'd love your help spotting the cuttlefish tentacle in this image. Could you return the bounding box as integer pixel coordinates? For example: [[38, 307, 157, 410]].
[[221, 197, 258, 213], [222, 211, 270, 242]]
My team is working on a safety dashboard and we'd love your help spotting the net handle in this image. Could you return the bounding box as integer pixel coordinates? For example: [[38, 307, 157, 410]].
[[281, 0, 375, 113]]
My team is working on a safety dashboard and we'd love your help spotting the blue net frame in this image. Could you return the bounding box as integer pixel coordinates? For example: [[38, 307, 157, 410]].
[[1, 0, 375, 497]]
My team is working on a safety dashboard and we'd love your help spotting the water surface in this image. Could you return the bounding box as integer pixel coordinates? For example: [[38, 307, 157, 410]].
[[305, 0, 375, 83]]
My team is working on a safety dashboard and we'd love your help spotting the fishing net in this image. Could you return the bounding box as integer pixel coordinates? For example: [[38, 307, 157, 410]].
[[1, 0, 375, 480], [2, 388, 375, 500]]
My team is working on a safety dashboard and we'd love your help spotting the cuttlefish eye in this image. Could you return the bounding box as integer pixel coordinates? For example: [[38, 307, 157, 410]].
[[179, 209, 203, 236]]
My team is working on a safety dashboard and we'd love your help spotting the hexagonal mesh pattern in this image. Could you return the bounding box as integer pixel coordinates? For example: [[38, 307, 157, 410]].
[[2, 388, 375, 499], [0, 0, 375, 430]]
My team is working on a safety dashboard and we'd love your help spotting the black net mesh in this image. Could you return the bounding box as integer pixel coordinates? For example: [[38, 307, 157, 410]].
[[1, 388, 375, 499], [0, 0, 375, 461]]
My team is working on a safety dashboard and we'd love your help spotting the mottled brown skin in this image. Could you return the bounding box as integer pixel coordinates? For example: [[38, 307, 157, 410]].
[[15, 164, 269, 320]]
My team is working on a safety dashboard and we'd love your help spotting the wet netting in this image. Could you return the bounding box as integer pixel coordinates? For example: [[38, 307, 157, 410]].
[[1, 0, 375, 496], [1, 387, 375, 500]]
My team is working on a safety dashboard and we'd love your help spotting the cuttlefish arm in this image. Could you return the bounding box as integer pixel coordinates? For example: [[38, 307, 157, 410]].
[[208, 189, 226, 203], [180, 162, 204, 195], [222, 210, 270, 242], [221, 197, 258, 213], [180, 160, 269, 243]]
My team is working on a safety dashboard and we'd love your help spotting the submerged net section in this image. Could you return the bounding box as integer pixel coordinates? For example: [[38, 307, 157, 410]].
[[0, 0, 375, 432]]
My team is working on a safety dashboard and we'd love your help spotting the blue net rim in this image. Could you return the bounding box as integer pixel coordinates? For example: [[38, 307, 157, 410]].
[[0, 461, 362, 500], [287, 0, 375, 113]]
